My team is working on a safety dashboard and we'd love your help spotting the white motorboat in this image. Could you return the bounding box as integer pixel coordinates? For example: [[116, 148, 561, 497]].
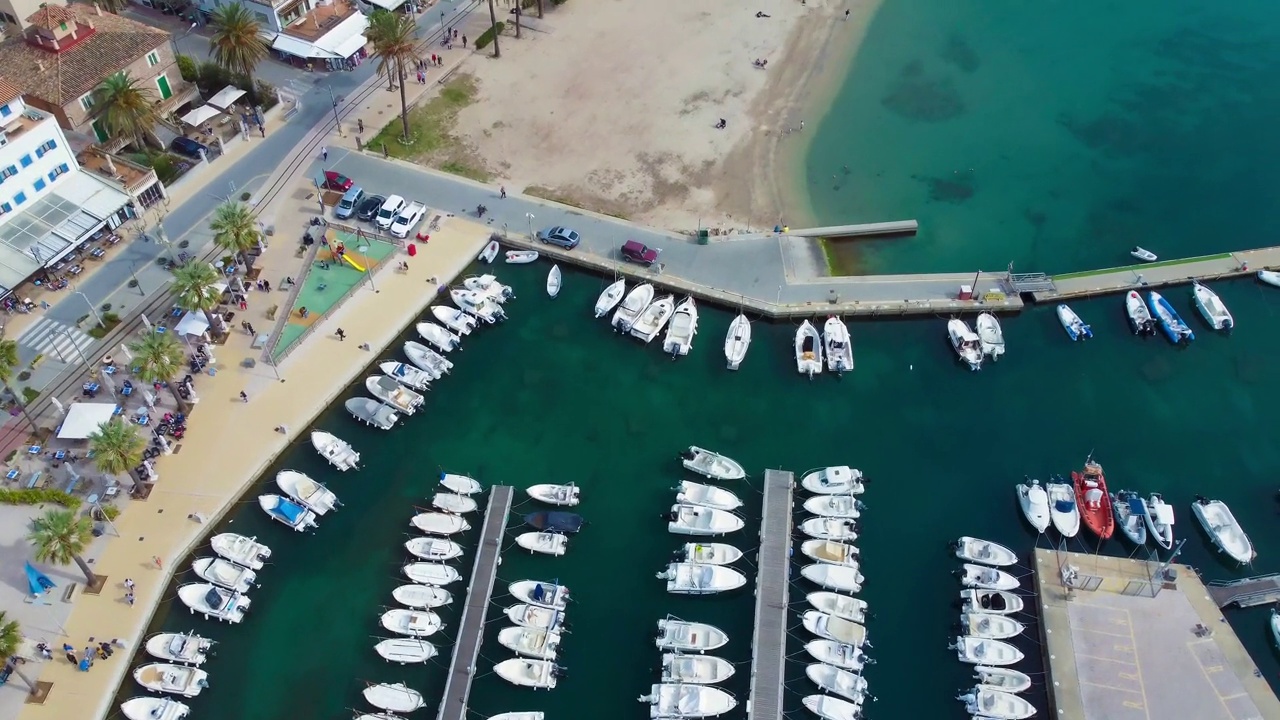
[[638, 683, 737, 718], [510, 580, 571, 610], [1130, 246, 1157, 262], [191, 557, 256, 593], [505, 250, 539, 264], [957, 564, 1019, 591], [806, 592, 868, 623], [823, 317, 854, 373], [506, 603, 565, 631], [799, 517, 858, 542], [451, 288, 507, 323], [1125, 290, 1156, 335], [516, 531, 568, 556], [363, 683, 425, 713], [1193, 280, 1233, 330], [975, 312, 1006, 360], [431, 305, 477, 335], [415, 321, 461, 352], [275, 470, 339, 515], [546, 264, 562, 298], [801, 564, 864, 593], [675, 481, 742, 511], [379, 361, 432, 392], [177, 583, 250, 623], [375, 638, 437, 664], [594, 278, 626, 318], [953, 537, 1017, 567], [952, 636, 1024, 666], [527, 483, 580, 506], [724, 313, 751, 370], [961, 611, 1025, 640], [612, 282, 655, 331], [488, 714, 544, 720], [681, 446, 746, 481], [806, 663, 868, 704], [432, 492, 478, 514], [948, 318, 983, 371], [668, 504, 744, 536], [800, 466, 865, 495], [960, 588, 1024, 616], [380, 608, 442, 637], [630, 294, 676, 343], [1057, 303, 1093, 340], [310, 431, 359, 471], [258, 494, 317, 531], [144, 632, 213, 666], [974, 665, 1032, 694], [1258, 269, 1280, 287], [801, 539, 860, 567], [346, 397, 399, 430], [133, 663, 209, 697], [499, 627, 562, 660], [803, 694, 863, 720], [959, 686, 1037, 720], [463, 273, 513, 302], [658, 562, 747, 595], [404, 537, 464, 561], [391, 584, 452, 609], [661, 653, 735, 684], [404, 341, 453, 378], [479, 240, 500, 263], [655, 618, 728, 652], [677, 542, 743, 566], [663, 297, 698, 356], [1112, 490, 1148, 546], [1045, 478, 1081, 537], [1016, 478, 1051, 532], [209, 533, 270, 570], [805, 640, 870, 672], [411, 512, 470, 535], [1192, 497, 1255, 564], [367, 375, 425, 415], [120, 697, 189, 720], [795, 320, 824, 377], [1143, 493, 1175, 550], [403, 562, 462, 586], [803, 495, 863, 519], [440, 472, 483, 495], [1272, 609, 1280, 651]]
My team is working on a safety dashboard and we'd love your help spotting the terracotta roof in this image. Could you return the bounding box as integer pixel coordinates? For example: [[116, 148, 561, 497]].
[[0, 4, 170, 106], [0, 79, 21, 105], [26, 4, 78, 30]]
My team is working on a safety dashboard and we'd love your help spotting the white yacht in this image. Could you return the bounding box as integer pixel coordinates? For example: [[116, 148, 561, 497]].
[[495, 659, 560, 689], [976, 312, 1006, 359], [177, 584, 250, 623], [404, 537, 464, 562], [594, 278, 625, 318], [630, 294, 676, 343], [800, 466, 865, 495], [498, 627, 562, 661], [657, 562, 747, 594], [638, 684, 737, 717], [681, 446, 746, 481], [431, 305, 476, 335], [667, 504, 745, 536], [663, 297, 698, 356], [309, 431, 359, 471], [612, 282, 654, 331], [822, 317, 853, 373], [133, 663, 209, 697], [661, 653, 735, 684], [144, 632, 213, 666], [190, 557, 256, 593], [510, 580, 571, 610], [120, 697, 190, 720], [275, 470, 339, 515], [724, 313, 751, 370], [795, 320, 823, 377], [516, 531, 569, 556], [380, 609, 442, 637], [363, 683, 425, 714], [1192, 280, 1233, 331], [378, 360, 432, 391], [415, 321, 461, 352], [391, 584, 453, 609], [209, 533, 270, 570], [366, 375, 425, 415], [527, 483, 580, 506], [410, 512, 470, 535], [674, 481, 742, 511], [677, 542, 743, 566], [948, 318, 983, 370], [655, 618, 728, 652], [402, 563, 462, 586], [375, 638, 437, 664]]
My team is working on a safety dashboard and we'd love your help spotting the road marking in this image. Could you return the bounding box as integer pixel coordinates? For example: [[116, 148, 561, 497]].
[[1081, 680, 1145, 695], [1118, 672, 1139, 681], [1076, 653, 1137, 665], [1117, 608, 1153, 720], [1079, 627, 1133, 639], [1122, 700, 1147, 710], [17, 318, 94, 363]]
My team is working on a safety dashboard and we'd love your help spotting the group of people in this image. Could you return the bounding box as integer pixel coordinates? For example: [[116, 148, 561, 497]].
[[56, 638, 126, 672]]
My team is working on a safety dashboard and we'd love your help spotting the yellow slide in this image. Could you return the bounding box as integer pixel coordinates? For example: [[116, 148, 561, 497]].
[[339, 253, 366, 272]]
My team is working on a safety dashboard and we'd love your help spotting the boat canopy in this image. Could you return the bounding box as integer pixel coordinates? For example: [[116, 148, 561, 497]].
[[1053, 498, 1076, 512], [202, 587, 223, 609], [1127, 497, 1146, 515], [391, 363, 409, 378], [276, 499, 305, 524], [1084, 488, 1103, 504], [1153, 504, 1175, 524]]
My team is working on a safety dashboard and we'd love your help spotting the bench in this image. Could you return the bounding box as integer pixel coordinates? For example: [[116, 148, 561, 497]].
[[24, 471, 42, 489], [65, 475, 80, 493]]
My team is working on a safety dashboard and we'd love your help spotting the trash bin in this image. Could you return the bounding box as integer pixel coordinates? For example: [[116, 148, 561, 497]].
[[697, 229, 709, 246]]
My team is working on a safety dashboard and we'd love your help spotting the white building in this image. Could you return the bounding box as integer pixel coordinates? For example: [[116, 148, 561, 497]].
[[0, 79, 130, 297]]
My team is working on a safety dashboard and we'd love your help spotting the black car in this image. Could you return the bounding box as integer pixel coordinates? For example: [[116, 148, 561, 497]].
[[169, 136, 209, 159], [356, 194, 386, 221]]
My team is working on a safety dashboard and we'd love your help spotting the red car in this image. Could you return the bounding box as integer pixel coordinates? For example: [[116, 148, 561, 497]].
[[621, 239, 660, 265], [322, 170, 353, 192]]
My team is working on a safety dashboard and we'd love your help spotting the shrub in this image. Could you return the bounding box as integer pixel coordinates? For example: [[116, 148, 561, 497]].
[[103, 312, 121, 324], [253, 80, 279, 111], [21, 387, 38, 404], [97, 504, 121, 521], [475, 21, 504, 49], [176, 54, 198, 82], [0, 488, 78, 508]]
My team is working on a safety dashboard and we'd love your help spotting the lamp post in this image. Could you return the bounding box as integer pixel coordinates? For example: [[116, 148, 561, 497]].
[[357, 244, 377, 292], [73, 290, 104, 328], [525, 213, 535, 239], [326, 85, 343, 136], [128, 262, 144, 296]]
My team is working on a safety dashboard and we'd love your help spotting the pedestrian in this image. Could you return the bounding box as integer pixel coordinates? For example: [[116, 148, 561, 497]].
[[124, 578, 135, 591], [125, 592, 135, 606], [239, 391, 248, 403], [845, 9, 850, 20], [64, 645, 76, 665], [153, 555, 163, 569], [437, 55, 443, 67], [454, 28, 459, 40], [462, 34, 467, 48], [238, 298, 247, 310], [321, 146, 328, 161], [431, 53, 437, 65], [500, 185, 506, 199], [336, 328, 346, 341], [357, 118, 364, 134], [264, 279, 271, 291], [258, 124, 266, 138]]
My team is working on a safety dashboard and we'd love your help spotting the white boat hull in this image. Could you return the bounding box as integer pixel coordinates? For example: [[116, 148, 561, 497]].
[[506, 603, 565, 631], [509, 580, 571, 610], [415, 322, 461, 352], [659, 562, 747, 594], [391, 584, 453, 609], [432, 492, 478, 514], [364, 683, 425, 713], [439, 472, 482, 494], [405, 537, 464, 562], [1045, 481, 1081, 538], [209, 533, 270, 571], [499, 627, 561, 660], [380, 609, 442, 637], [800, 466, 864, 495], [679, 542, 743, 566], [1192, 499, 1255, 564], [660, 653, 735, 684], [144, 633, 212, 666], [191, 557, 256, 593], [375, 638, 438, 664], [403, 563, 462, 586], [952, 636, 1024, 666], [655, 619, 728, 652], [310, 431, 359, 471], [177, 584, 250, 623], [675, 480, 741, 511], [806, 663, 868, 704], [1016, 481, 1051, 532], [411, 512, 470, 535], [724, 314, 751, 370], [796, 320, 824, 377], [681, 446, 746, 481], [630, 294, 676, 343], [823, 317, 854, 373], [798, 517, 858, 542], [516, 531, 568, 556], [953, 536, 1017, 567], [133, 663, 209, 697], [806, 592, 868, 624], [594, 279, 625, 318], [803, 495, 862, 519], [668, 504, 745, 536], [121, 697, 190, 720], [527, 483, 581, 507], [546, 265, 561, 298], [801, 564, 864, 593]]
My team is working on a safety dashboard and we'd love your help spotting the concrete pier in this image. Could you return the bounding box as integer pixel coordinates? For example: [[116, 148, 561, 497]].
[[1033, 247, 1280, 302], [785, 221, 919, 239], [747, 469, 794, 720]]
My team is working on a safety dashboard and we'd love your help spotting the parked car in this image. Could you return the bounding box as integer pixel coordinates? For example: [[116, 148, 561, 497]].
[[390, 201, 427, 238], [169, 137, 208, 159], [537, 226, 581, 249], [621, 239, 660, 265], [375, 195, 406, 230], [334, 186, 365, 220], [356, 194, 386, 221], [322, 170, 354, 192]]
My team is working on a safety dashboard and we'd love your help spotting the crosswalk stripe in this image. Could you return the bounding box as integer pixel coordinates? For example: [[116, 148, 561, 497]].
[[17, 319, 94, 363]]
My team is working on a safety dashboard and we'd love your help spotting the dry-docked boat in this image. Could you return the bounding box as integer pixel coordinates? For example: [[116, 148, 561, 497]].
[[506, 603, 566, 631], [378, 360, 432, 391], [800, 466, 865, 495], [495, 658, 560, 689], [410, 512, 470, 535], [120, 697, 189, 720], [190, 557, 256, 593], [133, 663, 209, 697], [960, 588, 1024, 615], [674, 481, 742, 511], [676, 542, 743, 566], [657, 562, 748, 595], [404, 341, 453, 378], [499, 627, 562, 660], [516, 531, 569, 556], [275, 470, 339, 515], [177, 584, 250, 623], [667, 504, 744, 536], [951, 637, 1024, 666], [210, 533, 270, 570], [527, 483, 581, 506], [432, 492, 478, 514], [802, 611, 868, 648], [655, 618, 728, 652], [510, 580, 571, 610], [638, 683, 737, 717], [402, 563, 462, 586], [798, 517, 858, 542], [363, 683, 425, 713], [144, 632, 213, 666], [661, 653, 735, 684], [801, 539, 860, 567], [391, 584, 452, 609], [404, 537, 464, 562], [310, 430, 359, 471], [375, 638, 437, 664], [806, 592, 868, 624], [380, 609, 442, 637], [680, 446, 746, 481]]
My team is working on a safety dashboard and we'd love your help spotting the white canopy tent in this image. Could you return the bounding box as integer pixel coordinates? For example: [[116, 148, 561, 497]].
[[179, 105, 223, 127], [57, 403, 118, 440], [207, 86, 247, 111], [173, 311, 210, 337]]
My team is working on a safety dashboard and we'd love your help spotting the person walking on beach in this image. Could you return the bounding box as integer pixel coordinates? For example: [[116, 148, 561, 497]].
[[124, 578, 135, 592], [500, 186, 506, 199], [125, 592, 135, 606], [336, 328, 346, 341], [357, 119, 364, 134], [240, 391, 249, 403], [321, 146, 328, 162]]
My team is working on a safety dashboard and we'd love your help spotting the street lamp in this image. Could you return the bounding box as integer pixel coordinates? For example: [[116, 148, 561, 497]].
[[73, 290, 104, 328], [525, 213, 535, 239], [326, 85, 343, 136], [356, 244, 377, 292], [128, 262, 144, 296]]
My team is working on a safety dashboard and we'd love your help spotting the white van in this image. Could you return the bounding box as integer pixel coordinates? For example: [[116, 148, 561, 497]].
[[375, 195, 405, 230]]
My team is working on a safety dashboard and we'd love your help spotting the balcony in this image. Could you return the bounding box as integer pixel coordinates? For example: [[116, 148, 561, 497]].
[[78, 149, 158, 196], [158, 81, 201, 117]]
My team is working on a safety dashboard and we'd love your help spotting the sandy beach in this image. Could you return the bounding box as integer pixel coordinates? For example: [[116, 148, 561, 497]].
[[453, 0, 879, 234]]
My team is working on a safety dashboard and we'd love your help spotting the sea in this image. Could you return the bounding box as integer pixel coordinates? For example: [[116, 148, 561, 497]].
[[121, 1, 1280, 719]]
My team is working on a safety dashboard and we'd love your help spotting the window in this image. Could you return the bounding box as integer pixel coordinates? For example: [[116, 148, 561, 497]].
[[79, 94, 94, 111], [0, 104, 9, 118], [34, 139, 57, 158], [48, 164, 67, 181], [32, 178, 44, 192], [18, 154, 30, 168], [13, 191, 25, 205], [0, 202, 9, 214], [147, 51, 160, 67], [0, 165, 15, 180]]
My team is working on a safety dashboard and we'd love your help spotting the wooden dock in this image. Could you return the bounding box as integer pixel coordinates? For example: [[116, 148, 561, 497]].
[[1207, 574, 1280, 608], [748, 469, 794, 720], [435, 485, 514, 720]]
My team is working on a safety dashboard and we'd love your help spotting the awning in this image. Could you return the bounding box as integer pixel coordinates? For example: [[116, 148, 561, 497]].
[[206, 86, 247, 111], [273, 12, 368, 59], [365, 0, 403, 8], [325, 31, 368, 60], [56, 172, 131, 222], [179, 105, 222, 127], [174, 311, 209, 337], [57, 402, 118, 439]]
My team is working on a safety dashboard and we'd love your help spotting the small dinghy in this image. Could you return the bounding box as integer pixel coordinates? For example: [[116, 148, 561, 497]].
[[506, 603, 566, 631], [1045, 478, 1081, 537], [391, 584, 453, 609], [258, 494, 317, 531], [415, 321, 461, 352], [960, 588, 1024, 616], [364, 682, 425, 713], [177, 583, 250, 623], [675, 481, 742, 511], [527, 483, 580, 506], [346, 397, 399, 430], [1125, 291, 1156, 335], [801, 466, 865, 495], [799, 517, 858, 542], [801, 539, 860, 567], [380, 608, 442, 637], [432, 492, 478, 514], [1143, 493, 1175, 550], [677, 542, 743, 566], [1016, 478, 1051, 532], [121, 697, 189, 720], [948, 318, 984, 370], [144, 632, 213, 666], [510, 580, 571, 610], [638, 684, 737, 717], [667, 504, 744, 536], [796, 320, 824, 377], [952, 636, 1024, 666], [546, 265, 562, 298], [658, 562, 747, 594], [655, 618, 728, 652], [806, 592, 868, 624], [379, 361, 432, 391], [191, 557, 256, 593], [405, 537, 464, 562], [1074, 457, 1115, 540], [663, 297, 698, 356], [440, 472, 483, 495], [505, 250, 539, 264], [375, 638, 437, 664], [804, 495, 863, 519], [974, 665, 1032, 694], [463, 274, 513, 302], [403, 562, 462, 586], [975, 312, 1005, 360], [524, 510, 585, 533], [630, 294, 676, 343], [805, 640, 870, 672], [367, 375, 424, 415], [801, 564, 864, 593], [1193, 280, 1233, 331], [681, 446, 746, 481], [1192, 496, 1255, 564], [134, 663, 209, 697], [431, 305, 477, 336], [516, 531, 568, 556], [276, 470, 339, 515], [953, 537, 1017, 567], [957, 564, 1019, 591], [803, 694, 863, 720], [806, 663, 868, 704], [479, 239, 500, 263], [404, 341, 453, 377], [1112, 490, 1148, 545], [209, 533, 270, 570], [724, 313, 751, 370], [499, 627, 561, 660], [961, 611, 1025, 640], [959, 686, 1037, 720], [310, 431, 359, 471], [661, 653, 735, 684], [1148, 290, 1195, 344], [451, 288, 507, 323], [594, 279, 626, 318], [411, 512, 470, 535], [1130, 246, 1157, 262], [823, 316, 854, 373], [1258, 269, 1280, 287], [1057, 304, 1093, 341], [612, 282, 654, 331]]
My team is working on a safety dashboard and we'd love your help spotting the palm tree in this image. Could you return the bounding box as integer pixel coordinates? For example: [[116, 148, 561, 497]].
[[536, 0, 543, 19], [128, 333, 187, 410], [89, 419, 145, 489], [368, 12, 418, 141], [91, 72, 160, 150], [366, 10, 402, 93], [208, 4, 269, 84], [486, 0, 502, 58], [171, 261, 224, 329], [27, 508, 96, 586], [0, 610, 34, 691], [0, 338, 35, 429], [209, 201, 260, 269]]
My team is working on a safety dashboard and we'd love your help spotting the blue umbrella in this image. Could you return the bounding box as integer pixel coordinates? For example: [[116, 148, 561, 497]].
[[24, 561, 55, 597]]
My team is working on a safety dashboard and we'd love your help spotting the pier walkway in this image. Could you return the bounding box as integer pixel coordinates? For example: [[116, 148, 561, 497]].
[[436, 485, 514, 720], [1207, 574, 1280, 608], [1033, 247, 1280, 302], [748, 470, 794, 720]]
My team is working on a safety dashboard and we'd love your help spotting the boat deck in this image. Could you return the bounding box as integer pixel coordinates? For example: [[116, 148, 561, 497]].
[[1207, 573, 1280, 608], [748, 469, 794, 720], [435, 485, 514, 720]]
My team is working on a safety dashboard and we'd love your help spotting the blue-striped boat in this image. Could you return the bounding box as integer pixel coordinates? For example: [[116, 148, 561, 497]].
[[1146, 291, 1195, 344]]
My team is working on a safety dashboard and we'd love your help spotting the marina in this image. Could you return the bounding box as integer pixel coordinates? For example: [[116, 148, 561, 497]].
[[1208, 574, 1280, 609], [747, 469, 794, 720]]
